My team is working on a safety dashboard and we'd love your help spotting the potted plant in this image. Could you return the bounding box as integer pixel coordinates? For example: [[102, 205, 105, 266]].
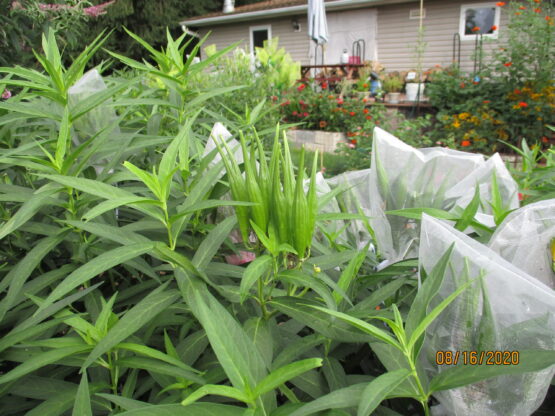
[[382, 73, 404, 104]]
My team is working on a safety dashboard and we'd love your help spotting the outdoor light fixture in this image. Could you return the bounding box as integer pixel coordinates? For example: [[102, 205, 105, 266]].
[[292, 19, 301, 32]]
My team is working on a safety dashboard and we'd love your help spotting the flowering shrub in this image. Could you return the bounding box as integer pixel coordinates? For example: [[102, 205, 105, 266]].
[[427, 0, 554, 153], [280, 79, 386, 136]]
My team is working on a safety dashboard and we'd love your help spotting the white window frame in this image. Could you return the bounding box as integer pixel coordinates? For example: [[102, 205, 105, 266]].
[[459, 2, 501, 41], [249, 25, 272, 53]]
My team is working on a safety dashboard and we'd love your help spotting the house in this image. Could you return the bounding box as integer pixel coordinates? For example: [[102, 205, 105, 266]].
[[180, 0, 510, 74]]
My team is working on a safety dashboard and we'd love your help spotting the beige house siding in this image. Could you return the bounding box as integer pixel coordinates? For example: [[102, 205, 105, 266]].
[[198, 16, 312, 64], [196, 0, 510, 72], [377, 0, 510, 73]]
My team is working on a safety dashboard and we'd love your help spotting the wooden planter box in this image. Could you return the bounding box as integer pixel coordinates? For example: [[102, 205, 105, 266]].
[[287, 129, 347, 153]]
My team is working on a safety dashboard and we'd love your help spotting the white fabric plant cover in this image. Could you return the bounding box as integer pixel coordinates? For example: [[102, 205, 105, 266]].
[[203, 122, 244, 171], [489, 199, 555, 289], [325, 169, 373, 249], [369, 127, 518, 262], [68, 69, 121, 174], [420, 215, 555, 416], [68, 69, 120, 138]]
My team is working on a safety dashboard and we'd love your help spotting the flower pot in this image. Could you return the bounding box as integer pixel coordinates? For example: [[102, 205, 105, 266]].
[[387, 92, 401, 104], [405, 82, 425, 101]]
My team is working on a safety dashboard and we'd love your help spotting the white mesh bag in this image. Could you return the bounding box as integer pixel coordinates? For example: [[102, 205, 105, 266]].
[[419, 214, 555, 416], [369, 127, 518, 262], [489, 199, 555, 289]]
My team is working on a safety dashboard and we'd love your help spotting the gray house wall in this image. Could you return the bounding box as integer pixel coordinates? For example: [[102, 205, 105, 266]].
[[377, 0, 510, 73], [196, 0, 509, 73]]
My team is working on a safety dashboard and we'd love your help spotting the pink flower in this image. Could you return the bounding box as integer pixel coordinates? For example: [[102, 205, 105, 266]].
[[1, 89, 11, 99], [83, 0, 115, 18]]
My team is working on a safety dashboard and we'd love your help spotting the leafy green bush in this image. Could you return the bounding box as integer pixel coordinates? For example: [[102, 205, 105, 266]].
[[427, 0, 555, 153], [0, 28, 554, 416]]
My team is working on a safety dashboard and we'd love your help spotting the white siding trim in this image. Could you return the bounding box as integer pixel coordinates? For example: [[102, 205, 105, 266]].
[[249, 24, 272, 53]]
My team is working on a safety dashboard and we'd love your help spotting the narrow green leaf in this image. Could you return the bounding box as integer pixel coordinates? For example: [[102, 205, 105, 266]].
[[40, 243, 154, 310], [72, 372, 92, 416], [0, 345, 92, 385], [116, 403, 246, 415], [192, 216, 236, 271], [253, 359, 323, 398], [357, 369, 411, 416], [386, 208, 458, 221], [181, 384, 251, 407], [407, 277, 476, 351], [454, 185, 481, 231], [308, 305, 401, 350], [240, 254, 272, 303], [82, 285, 179, 369], [289, 383, 367, 416]]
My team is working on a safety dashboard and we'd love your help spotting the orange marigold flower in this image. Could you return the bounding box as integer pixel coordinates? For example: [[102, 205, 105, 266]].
[[362, 83, 369, 88], [461, 140, 471, 147], [504, 62, 512, 67], [490, 25, 498, 31], [518, 101, 528, 108], [546, 16, 552, 21], [515, 12, 521, 15], [534, 8, 541, 13], [328, 95, 334, 99], [362, 98, 368, 103], [319, 120, 327, 128], [496, 1, 505, 6], [363, 108, 369, 114], [375, 305, 381, 310], [472, 26, 481, 32]]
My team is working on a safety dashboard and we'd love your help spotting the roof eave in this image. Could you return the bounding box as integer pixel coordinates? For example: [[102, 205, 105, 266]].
[[181, 0, 417, 27]]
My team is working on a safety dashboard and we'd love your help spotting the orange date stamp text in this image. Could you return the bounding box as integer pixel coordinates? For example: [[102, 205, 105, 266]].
[[435, 350, 520, 365]]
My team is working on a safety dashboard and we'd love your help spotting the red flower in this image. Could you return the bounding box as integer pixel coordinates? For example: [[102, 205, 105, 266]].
[[366, 115, 372, 120], [496, 1, 505, 6], [349, 111, 356, 116], [541, 136, 549, 143], [350, 139, 357, 144], [490, 25, 498, 31], [363, 108, 369, 114], [518, 192, 524, 201], [362, 98, 368, 103], [472, 26, 481, 32], [328, 95, 334, 99], [515, 12, 521, 16], [303, 112, 309, 117], [483, 100, 491, 104], [473, 81, 479, 85], [319, 120, 328, 128], [321, 82, 328, 89], [547, 16, 552, 21], [292, 111, 298, 116], [504, 62, 512, 67], [347, 132, 355, 137], [297, 84, 306, 92], [517, 102, 528, 108], [270, 95, 278, 101], [534, 8, 541, 13], [514, 89, 521, 94], [534, 0, 541, 3], [362, 83, 369, 88], [519, 5, 526, 10], [461, 140, 471, 147], [336, 98, 344, 105], [375, 305, 381, 310]]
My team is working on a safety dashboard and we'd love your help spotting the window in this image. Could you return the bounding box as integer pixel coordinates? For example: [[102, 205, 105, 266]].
[[460, 3, 500, 40], [250, 25, 271, 52]]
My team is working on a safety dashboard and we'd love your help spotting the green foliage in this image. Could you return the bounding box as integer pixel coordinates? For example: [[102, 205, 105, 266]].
[[427, 1, 555, 153], [0, 26, 554, 416]]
